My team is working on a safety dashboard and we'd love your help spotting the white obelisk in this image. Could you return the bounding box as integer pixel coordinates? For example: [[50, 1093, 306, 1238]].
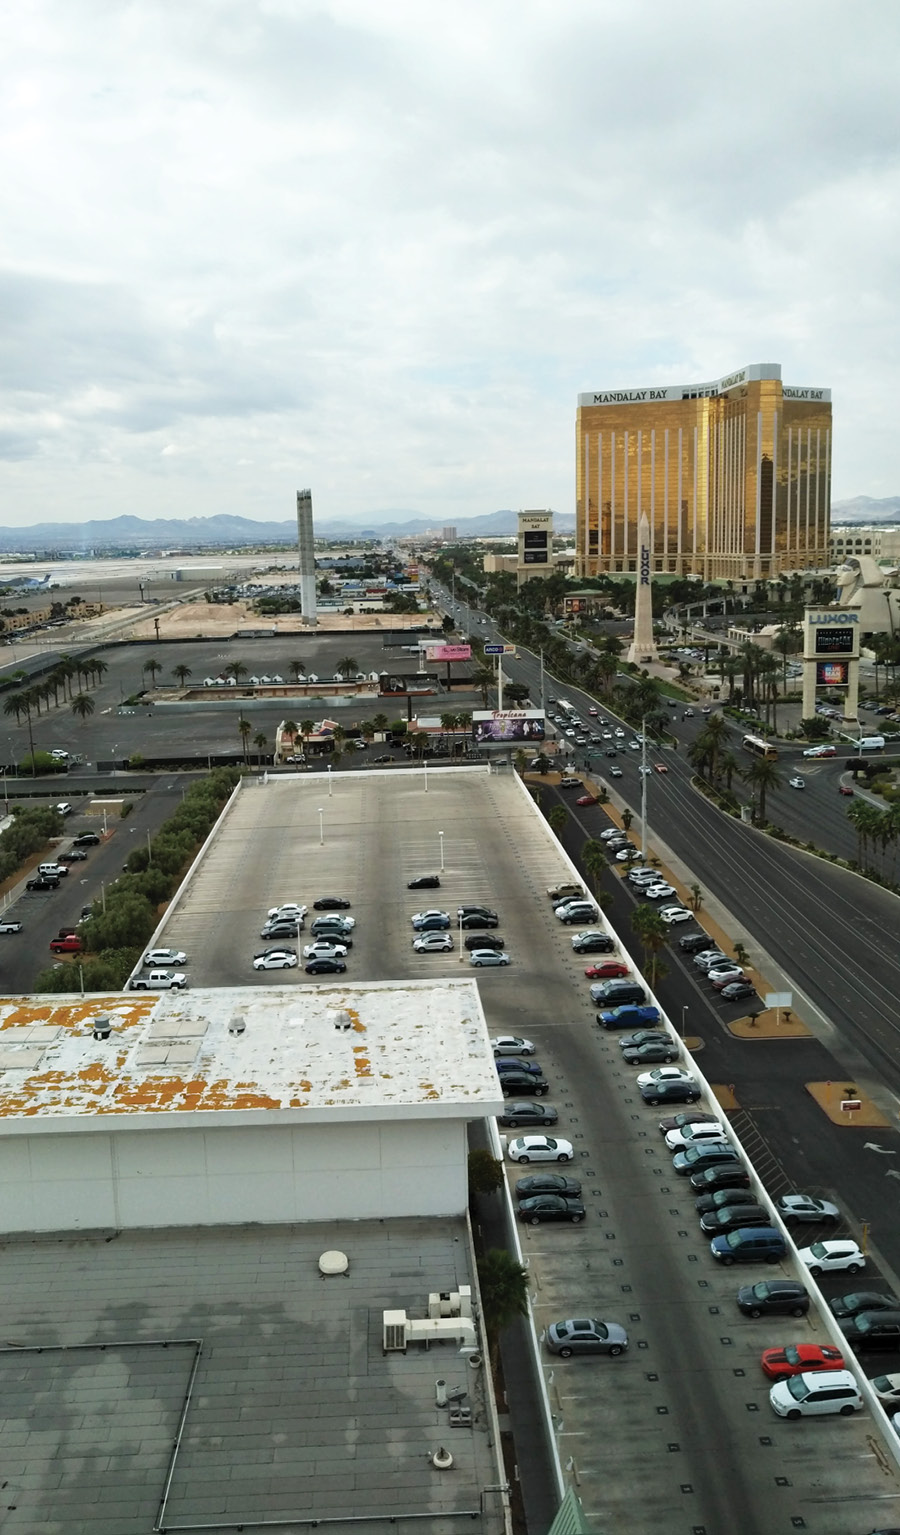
[[627, 512, 658, 664]]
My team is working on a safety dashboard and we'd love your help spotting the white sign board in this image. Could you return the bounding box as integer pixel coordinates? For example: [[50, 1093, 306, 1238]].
[[764, 992, 792, 1010]]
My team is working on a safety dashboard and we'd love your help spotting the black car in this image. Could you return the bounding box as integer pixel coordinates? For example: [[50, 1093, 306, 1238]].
[[659, 1110, 719, 1135], [621, 1039, 679, 1066], [719, 982, 757, 1002], [695, 1187, 761, 1217], [26, 875, 59, 891], [408, 875, 440, 889], [498, 1099, 558, 1126], [499, 1071, 551, 1097], [464, 933, 505, 952], [459, 913, 500, 929], [690, 1164, 752, 1194], [736, 1281, 810, 1318], [841, 1311, 900, 1351], [572, 932, 615, 954], [458, 905, 498, 920], [514, 1172, 582, 1199], [313, 897, 352, 910], [517, 1194, 585, 1225], [639, 1077, 699, 1106], [305, 956, 347, 974], [73, 832, 101, 847], [605, 748, 617, 757], [58, 849, 88, 864], [619, 1029, 664, 1050], [700, 1203, 769, 1236], [679, 932, 715, 953], [495, 1057, 543, 1077], [830, 1291, 900, 1320]]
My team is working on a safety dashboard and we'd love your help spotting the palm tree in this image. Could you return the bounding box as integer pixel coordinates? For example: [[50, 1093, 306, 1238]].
[[548, 804, 568, 837], [456, 710, 472, 748], [143, 657, 163, 689], [237, 715, 252, 763], [581, 837, 607, 894], [336, 655, 359, 680], [227, 660, 248, 685], [332, 725, 347, 765], [630, 905, 668, 987], [90, 657, 108, 688], [621, 808, 634, 833], [71, 692, 95, 724], [719, 749, 739, 790], [371, 712, 389, 739], [299, 718, 315, 746], [471, 665, 494, 707], [847, 798, 881, 868], [476, 1248, 530, 1374], [253, 731, 268, 765], [4, 691, 37, 773], [290, 659, 306, 684], [358, 718, 375, 746], [173, 664, 192, 688], [743, 755, 781, 825]]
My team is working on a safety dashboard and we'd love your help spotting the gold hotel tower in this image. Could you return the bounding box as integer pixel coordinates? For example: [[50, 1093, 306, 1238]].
[[575, 363, 831, 582]]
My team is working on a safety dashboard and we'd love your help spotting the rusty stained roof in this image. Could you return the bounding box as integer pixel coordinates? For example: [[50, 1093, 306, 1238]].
[[0, 981, 502, 1123]]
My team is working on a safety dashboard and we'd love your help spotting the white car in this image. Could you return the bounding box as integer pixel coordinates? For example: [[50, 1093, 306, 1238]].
[[507, 1135, 574, 1164], [303, 941, 348, 959], [789, 777, 805, 790], [636, 1066, 696, 1090], [411, 910, 450, 928], [490, 1035, 536, 1056], [470, 949, 510, 967], [600, 829, 623, 841], [664, 1122, 727, 1151], [798, 1241, 865, 1276], [253, 951, 298, 970], [871, 1372, 900, 1407], [643, 883, 676, 900], [769, 1371, 863, 1420], [707, 965, 745, 987], [268, 904, 308, 920], [413, 933, 454, 953], [144, 948, 188, 967], [615, 847, 640, 862], [614, 728, 625, 738]]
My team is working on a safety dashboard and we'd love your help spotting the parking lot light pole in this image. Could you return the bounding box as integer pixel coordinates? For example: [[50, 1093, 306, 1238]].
[[318, 808, 324, 846], [681, 1006, 688, 1038], [459, 910, 464, 963], [439, 831, 445, 871], [640, 715, 648, 860], [327, 764, 333, 797]]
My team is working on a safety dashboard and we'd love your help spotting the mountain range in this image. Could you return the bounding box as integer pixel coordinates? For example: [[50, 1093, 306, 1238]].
[[830, 496, 900, 524], [0, 508, 575, 551]]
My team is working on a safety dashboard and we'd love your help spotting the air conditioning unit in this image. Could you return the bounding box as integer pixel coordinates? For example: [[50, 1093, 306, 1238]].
[[383, 1310, 409, 1352]]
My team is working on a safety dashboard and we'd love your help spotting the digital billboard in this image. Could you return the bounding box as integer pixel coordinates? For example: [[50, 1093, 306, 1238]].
[[815, 627, 854, 655], [816, 661, 849, 686], [425, 644, 472, 662], [472, 709, 546, 743]]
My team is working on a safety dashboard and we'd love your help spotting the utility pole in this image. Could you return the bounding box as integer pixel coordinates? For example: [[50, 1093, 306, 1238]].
[[640, 714, 648, 860]]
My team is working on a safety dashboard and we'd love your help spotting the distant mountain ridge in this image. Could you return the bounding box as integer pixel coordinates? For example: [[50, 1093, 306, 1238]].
[[0, 508, 575, 551], [831, 496, 900, 524]]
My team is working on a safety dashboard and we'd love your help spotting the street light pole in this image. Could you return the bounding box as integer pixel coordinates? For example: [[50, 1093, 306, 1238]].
[[680, 1006, 688, 1039], [317, 807, 324, 845], [327, 763, 333, 797], [439, 831, 445, 872], [640, 714, 648, 860]]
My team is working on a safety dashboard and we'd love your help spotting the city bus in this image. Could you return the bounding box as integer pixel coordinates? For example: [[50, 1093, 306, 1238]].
[[558, 699, 577, 717], [741, 734, 778, 760]]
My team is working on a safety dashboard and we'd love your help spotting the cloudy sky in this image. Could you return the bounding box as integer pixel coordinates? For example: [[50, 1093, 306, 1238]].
[[2, 0, 899, 529]]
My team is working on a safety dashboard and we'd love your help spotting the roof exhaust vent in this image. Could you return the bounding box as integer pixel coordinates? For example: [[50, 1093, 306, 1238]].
[[92, 1015, 112, 1041], [228, 1015, 246, 1036], [331, 1009, 352, 1031]]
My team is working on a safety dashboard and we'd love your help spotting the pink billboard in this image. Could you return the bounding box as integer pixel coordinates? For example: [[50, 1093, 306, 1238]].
[[425, 644, 472, 661]]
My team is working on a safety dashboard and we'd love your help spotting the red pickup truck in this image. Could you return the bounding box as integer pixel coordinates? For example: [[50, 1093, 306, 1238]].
[[49, 935, 82, 954]]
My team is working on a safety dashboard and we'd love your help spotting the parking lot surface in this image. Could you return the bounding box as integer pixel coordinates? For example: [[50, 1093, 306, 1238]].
[[153, 766, 900, 1532]]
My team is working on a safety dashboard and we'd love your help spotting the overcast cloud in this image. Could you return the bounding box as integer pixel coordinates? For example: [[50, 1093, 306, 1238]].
[[1, 0, 899, 528]]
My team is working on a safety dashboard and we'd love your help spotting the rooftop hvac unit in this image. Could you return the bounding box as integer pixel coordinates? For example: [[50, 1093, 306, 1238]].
[[383, 1311, 408, 1352], [382, 1309, 477, 1354]]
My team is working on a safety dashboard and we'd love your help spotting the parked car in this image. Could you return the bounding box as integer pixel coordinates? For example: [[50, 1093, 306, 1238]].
[[498, 1098, 556, 1124], [618, 1028, 665, 1051], [640, 1077, 700, 1106], [499, 1072, 551, 1098], [760, 1344, 845, 1380], [518, 1194, 585, 1224], [459, 912, 500, 929], [798, 1240, 865, 1276], [463, 933, 505, 952], [58, 849, 88, 864], [310, 916, 354, 936], [695, 1187, 761, 1217], [495, 1057, 543, 1078], [506, 1136, 573, 1163], [0, 918, 23, 934], [719, 982, 757, 1002], [49, 935, 82, 954], [408, 874, 440, 889], [710, 1226, 786, 1265], [659, 906, 694, 924], [26, 875, 59, 891], [254, 950, 298, 970], [576, 794, 599, 806], [680, 932, 715, 953], [776, 1194, 840, 1227], [690, 1164, 751, 1194], [769, 1371, 863, 1419], [515, 1173, 581, 1199], [672, 1143, 739, 1175], [144, 949, 188, 967], [305, 956, 347, 974], [707, 966, 745, 989], [693, 949, 728, 972], [597, 1004, 661, 1030], [831, 1291, 899, 1320], [313, 897, 352, 910], [665, 1121, 727, 1151], [412, 933, 454, 953], [556, 902, 599, 925], [545, 1319, 628, 1357], [411, 910, 451, 930], [584, 960, 629, 979], [737, 1281, 811, 1318], [700, 1203, 770, 1236], [73, 833, 101, 847], [659, 1110, 719, 1136], [638, 1066, 696, 1091], [469, 949, 510, 967], [622, 1038, 680, 1066], [571, 931, 615, 954], [491, 1035, 536, 1056], [303, 942, 348, 960]]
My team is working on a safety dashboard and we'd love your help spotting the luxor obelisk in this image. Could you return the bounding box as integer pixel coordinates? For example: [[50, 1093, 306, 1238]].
[[627, 511, 658, 664]]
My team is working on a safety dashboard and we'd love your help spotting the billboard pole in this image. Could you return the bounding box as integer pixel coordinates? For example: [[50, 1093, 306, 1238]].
[[497, 655, 504, 711], [540, 648, 545, 715]]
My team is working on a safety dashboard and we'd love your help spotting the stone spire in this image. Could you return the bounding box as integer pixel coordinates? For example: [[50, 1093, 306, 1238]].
[[627, 512, 658, 664]]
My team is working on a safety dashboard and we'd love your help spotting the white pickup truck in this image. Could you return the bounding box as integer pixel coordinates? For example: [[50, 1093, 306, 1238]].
[[128, 970, 188, 991]]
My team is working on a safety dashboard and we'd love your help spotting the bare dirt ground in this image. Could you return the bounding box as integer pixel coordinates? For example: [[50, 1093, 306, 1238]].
[[129, 602, 434, 641]]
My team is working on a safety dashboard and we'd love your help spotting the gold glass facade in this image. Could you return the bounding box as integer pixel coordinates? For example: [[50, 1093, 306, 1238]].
[[575, 365, 831, 580]]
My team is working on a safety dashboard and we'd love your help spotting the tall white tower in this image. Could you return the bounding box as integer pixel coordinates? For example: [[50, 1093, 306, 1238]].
[[627, 512, 658, 664], [296, 489, 318, 628]]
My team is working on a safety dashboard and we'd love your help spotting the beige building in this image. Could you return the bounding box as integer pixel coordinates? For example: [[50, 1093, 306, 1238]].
[[831, 525, 900, 565], [576, 363, 831, 582]]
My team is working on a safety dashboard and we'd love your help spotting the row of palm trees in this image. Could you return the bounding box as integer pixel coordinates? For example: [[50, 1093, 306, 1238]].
[[3, 654, 109, 770], [142, 656, 366, 692], [846, 796, 900, 882], [686, 712, 785, 821]]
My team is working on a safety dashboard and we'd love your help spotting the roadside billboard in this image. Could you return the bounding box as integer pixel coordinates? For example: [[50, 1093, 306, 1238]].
[[472, 709, 546, 743], [425, 644, 472, 662], [816, 660, 849, 686]]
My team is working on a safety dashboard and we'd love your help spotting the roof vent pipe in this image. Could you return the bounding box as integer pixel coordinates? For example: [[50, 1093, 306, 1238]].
[[92, 1016, 112, 1041], [228, 1015, 246, 1036]]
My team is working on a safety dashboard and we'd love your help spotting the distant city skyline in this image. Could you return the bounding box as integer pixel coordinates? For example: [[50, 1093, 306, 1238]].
[[1, 5, 898, 528]]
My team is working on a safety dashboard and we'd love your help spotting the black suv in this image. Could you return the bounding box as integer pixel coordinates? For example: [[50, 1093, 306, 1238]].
[[690, 1164, 751, 1194], [459, 912, 499, 929], [26, 874, 59, 891], [700, 1203, 769, 1236], [499, 1070, 550, 1097], [572, 932, 615, 954], [737, 1281, 810, 1318], [464, 934, 505, 952], [680, 932, 714, 953], [73, 832, 101, 847]]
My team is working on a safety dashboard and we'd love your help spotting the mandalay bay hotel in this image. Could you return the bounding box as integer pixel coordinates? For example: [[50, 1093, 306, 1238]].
[[575, 363, 832, 582]]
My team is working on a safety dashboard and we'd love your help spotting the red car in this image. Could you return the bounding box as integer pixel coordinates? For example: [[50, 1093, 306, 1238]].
[[49, 935, 82, 955], [584, 960, 629, 979], [654, 762, 669, 773], [760, 1343, 845, 1380], [838, 784, 854, 796], [576, 794, 599, 806]]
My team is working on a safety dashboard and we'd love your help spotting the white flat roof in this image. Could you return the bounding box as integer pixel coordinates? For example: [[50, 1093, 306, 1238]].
[[0, 981, 502, 1131]]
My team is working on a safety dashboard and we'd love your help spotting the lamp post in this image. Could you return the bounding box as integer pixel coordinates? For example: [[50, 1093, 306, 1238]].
[[100, 881, 107, 913], [681, 1006, 688, 1039], [640, 714, 648, 860], [458, 909, 464, 964], [424, 758, 428, 793], [439, 831, 445, 872], [327, 763, 333, 797], [318, 808, 324, 845]]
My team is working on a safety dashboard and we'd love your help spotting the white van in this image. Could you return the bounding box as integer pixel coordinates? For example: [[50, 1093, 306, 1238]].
[[858, 735, 885, 752]]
